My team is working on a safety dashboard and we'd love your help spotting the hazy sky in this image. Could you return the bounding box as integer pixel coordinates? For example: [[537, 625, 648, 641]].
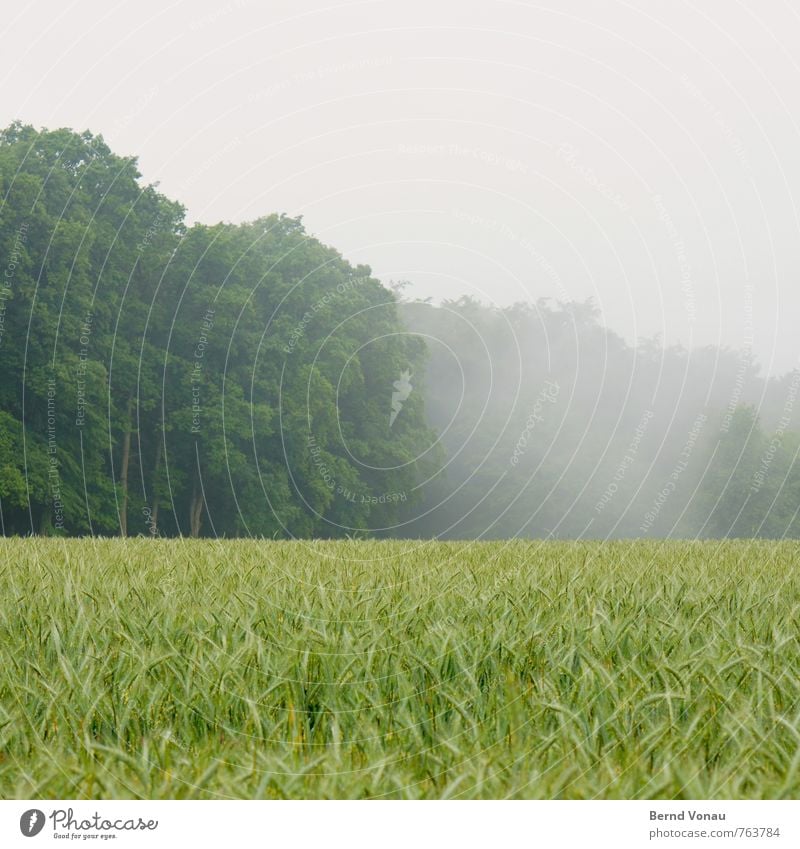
[[3, 0, 799, 374]]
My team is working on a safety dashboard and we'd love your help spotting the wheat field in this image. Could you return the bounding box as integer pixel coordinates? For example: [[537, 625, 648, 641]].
[[0, 538, 798, 799]]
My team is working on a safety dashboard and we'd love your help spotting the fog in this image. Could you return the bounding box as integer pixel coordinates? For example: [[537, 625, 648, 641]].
[[398, 295, 800, 539], [2, 1, 800, 539], [3, 0, 799, 375]]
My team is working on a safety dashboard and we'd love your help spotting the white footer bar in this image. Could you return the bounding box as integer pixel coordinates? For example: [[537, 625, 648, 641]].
[[2, 800, 797, 848]]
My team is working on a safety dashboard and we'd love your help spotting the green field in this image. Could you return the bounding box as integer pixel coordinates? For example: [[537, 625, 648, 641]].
[[0, 539, 798, 799]]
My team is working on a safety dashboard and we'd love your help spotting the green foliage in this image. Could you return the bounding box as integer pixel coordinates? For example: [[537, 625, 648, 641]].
[[2, 122, 799, 541], [0, 124, 436, 537]]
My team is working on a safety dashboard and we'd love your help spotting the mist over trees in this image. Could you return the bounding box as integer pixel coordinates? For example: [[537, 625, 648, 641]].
[[399, 297, 800, 539], [1, 123, 799, 539]]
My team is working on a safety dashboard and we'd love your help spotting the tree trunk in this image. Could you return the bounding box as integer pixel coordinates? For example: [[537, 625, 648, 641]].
[[39, 505, 52, 535], [119, 396, 134, 537], [150, 431, 162, 534], [189, 476, 203, 538]]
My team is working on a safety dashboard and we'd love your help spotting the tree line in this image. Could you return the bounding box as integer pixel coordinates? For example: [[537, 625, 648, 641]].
[[1, 122, 798, 539], [0, 123, 436, 537], [398, 296, 800, 539]]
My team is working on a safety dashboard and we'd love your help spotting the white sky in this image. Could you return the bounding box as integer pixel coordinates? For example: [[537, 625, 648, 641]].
[[2, 0, 799, 374]]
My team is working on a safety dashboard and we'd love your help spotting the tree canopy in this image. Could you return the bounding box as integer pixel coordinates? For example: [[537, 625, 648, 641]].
[[2, 123, 799, 539], [0, 123, 437, 537]]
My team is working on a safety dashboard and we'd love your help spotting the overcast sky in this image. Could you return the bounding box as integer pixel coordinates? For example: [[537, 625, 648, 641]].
[[3, 0, 799, 374]]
